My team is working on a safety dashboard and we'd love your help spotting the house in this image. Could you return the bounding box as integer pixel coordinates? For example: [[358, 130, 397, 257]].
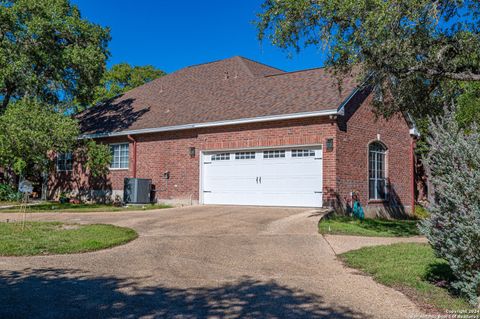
[[50, 56, 418, 218]]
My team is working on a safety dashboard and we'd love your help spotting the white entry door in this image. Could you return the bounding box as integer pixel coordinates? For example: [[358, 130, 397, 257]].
[[201, 147, 323, 207]]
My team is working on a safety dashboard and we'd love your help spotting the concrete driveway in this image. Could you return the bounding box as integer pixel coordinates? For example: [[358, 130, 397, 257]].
[[0, 206, 421, 319]]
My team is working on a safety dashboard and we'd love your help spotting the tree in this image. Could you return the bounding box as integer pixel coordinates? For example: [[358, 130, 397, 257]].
[[257, 0, 480, 118], [421, 109, 480, 306], [456, 82, 480, 129], [0, 0, 110, 113], [0, 99, 79, 178], [92, 63, 165, 106]]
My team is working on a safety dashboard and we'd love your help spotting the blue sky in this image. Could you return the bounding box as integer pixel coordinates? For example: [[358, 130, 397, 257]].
[[72, 0, 327, 73]]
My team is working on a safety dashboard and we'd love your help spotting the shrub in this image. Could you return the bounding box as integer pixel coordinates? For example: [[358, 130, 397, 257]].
[[414, 205, 430, 220], [0, 183, 21, 202], [421, 109, 480, 306]]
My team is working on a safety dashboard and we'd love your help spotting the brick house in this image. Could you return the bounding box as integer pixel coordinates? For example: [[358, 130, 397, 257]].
[[50, 56, 418, 217]]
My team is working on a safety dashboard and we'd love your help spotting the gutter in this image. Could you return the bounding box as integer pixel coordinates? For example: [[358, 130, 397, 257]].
[[127, 135, 137, 178], [79, 109, 339, 139]]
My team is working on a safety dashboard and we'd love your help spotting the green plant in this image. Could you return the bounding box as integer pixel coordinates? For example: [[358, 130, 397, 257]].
[[414, 205, 430, 220], [421, 109, 480, 306], [0, 183, 21, 202]]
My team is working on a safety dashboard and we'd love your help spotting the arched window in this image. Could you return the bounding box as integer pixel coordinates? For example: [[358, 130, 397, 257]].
[[369, 142, 387, 200]]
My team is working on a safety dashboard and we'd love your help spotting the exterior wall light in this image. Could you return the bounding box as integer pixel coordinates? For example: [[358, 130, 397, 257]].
[[326, 138, 334, 152], [189, 147, 196, 157]]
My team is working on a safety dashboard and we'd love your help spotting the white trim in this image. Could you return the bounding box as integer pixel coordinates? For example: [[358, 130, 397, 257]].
[[199, 151, 205, 204], [80, 109, 338, 139]]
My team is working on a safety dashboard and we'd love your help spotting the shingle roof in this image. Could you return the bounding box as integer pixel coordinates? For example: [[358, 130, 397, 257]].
[[77, 56, 359, 136]]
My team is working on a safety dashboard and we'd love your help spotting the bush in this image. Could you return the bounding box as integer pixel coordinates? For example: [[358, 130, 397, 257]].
[[0, 183, 21, 202], [421, 109, 480, 306], [414, 205, 430, 220]]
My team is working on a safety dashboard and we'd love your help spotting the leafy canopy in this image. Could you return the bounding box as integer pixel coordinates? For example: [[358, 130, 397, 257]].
[[0, 0, 110, 112], [0, 98, 79, 175], [257, 0, 480, 118], [92, 63, 165, 106]]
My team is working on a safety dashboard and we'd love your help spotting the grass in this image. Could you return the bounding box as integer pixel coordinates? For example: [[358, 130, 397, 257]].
[[318, 215, 420, 237], [0, 221, 137, 256], [0, 202, 172, 213], [0, 201, 20, 207], [340, 243, 470, 311]]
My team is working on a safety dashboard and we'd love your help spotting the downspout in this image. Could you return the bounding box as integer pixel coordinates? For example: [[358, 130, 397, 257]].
[[411, 138, 416, 216], [127, 135, 137, 178]]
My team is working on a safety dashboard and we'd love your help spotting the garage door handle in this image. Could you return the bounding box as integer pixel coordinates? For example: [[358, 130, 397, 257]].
[[314, 191, 323, 194], [256, 177, 258, 184], [259, 177, 262, 184]]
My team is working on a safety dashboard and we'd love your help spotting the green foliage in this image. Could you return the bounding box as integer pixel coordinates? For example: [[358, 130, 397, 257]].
[[0, 222, 137, 256], [82, 140, 112, 177], [0, 183, 20, 201], [414, 205, 430, 220], [421, 109, 480, 305], [91, 63, 165, 106], [341, 243, 471, 310], [456, 82, 480, 129], [319, 216, 419, 237], [257, 0, 480, 119], [0, 99, 79, 175], [0, 0, 110, 112]]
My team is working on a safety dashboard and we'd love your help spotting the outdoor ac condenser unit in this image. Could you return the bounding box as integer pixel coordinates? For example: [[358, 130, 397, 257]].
[[123, 178, 152, 204]]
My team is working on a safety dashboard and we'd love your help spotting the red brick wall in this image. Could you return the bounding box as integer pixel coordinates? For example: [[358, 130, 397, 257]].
[[336, 90, 413, 217], [49, 94, 413, 217]]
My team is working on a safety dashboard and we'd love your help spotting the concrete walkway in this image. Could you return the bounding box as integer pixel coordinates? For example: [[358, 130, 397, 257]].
[[0, 206, 425, 319]]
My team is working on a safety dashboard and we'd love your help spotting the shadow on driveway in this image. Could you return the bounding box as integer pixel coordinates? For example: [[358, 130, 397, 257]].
[[0, 268, 369, 319]]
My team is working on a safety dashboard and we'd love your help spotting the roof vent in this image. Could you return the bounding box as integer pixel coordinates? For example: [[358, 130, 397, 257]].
[[224, 71, 229, 80]]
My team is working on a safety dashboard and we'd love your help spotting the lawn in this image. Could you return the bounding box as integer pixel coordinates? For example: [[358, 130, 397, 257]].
[[318, 215, 420, 237], [0, 202, 172, 213], [0, 221, 137, 256], [340, 243, 470, 311]]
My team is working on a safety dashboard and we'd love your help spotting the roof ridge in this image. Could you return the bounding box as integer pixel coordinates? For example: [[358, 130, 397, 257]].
[[233, 56, 255, 77], [236, 56, 285, 74], [264, 66, 330, 78]]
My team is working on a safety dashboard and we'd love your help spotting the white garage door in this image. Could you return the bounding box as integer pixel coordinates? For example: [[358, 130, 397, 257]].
[[201, 147, 323, 207]]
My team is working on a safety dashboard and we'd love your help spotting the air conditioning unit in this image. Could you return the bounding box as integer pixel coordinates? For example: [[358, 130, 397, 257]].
[[124, 178, 152, 204]]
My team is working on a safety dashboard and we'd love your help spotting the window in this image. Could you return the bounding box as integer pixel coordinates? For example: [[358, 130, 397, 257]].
[[369, 142, 387, 200], [56, 152, 73, 172], [263, 150, 285, 159], [211, 153, 230, 161], [235, 152, 255, 160], [110, 143, 129, 169], [291, 149, 315, 157]]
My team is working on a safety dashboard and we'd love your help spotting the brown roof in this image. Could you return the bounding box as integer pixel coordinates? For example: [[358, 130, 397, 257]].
[[77, 56, 359, 136]]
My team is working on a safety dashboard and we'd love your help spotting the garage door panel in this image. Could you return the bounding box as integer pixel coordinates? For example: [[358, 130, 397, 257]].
[[202, 147, 323, 207]]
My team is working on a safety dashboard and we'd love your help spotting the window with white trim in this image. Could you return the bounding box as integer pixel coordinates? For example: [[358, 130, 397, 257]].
[[235, 152, 255, 160], [56, 152, 73, 172], [110, 143, 129, 169], [211, 153, 230, 161], [263, 150, 285, 159], [291, 149, 315, 157], [369, 142, 387, 200]]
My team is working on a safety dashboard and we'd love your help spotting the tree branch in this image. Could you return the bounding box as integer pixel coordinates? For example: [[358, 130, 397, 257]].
[[404, 66, 480, 81]]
